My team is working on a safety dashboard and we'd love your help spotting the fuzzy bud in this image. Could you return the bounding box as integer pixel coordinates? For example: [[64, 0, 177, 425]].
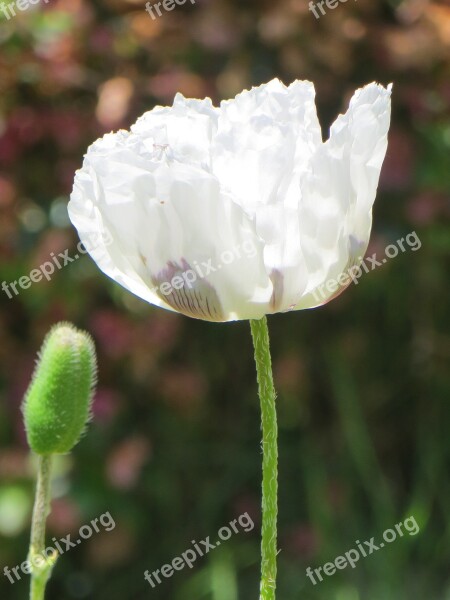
[[23, 323, 97, 455]]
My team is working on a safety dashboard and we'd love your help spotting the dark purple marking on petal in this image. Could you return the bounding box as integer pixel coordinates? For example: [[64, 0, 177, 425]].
[[151, 259, 225, 322]]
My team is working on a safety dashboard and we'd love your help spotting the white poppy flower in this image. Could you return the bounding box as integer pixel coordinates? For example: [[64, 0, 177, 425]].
[[69, 79, 391, 322]]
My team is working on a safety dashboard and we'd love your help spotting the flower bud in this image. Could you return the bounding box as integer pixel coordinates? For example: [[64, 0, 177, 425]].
[[23, 323, 97, 455]]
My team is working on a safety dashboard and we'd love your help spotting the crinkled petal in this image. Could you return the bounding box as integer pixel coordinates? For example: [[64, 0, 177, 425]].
[[213, 78, 323, 311], [293, 82, 392, 310], [69, 130, 273, 322], [69, 80, 391, 321], [131, 94, 219, 171]]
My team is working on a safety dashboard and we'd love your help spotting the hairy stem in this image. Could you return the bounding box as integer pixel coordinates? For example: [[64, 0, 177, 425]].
[[29, 455, 56, 600], [250, 317, 278, 600]]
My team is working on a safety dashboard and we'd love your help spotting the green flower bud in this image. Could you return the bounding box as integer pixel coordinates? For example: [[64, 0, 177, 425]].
[[22, 323, 97, 455]]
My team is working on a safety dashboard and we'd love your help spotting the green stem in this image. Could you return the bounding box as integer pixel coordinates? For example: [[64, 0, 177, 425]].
[[29, 455, 56, 600], [250, 317, 278, 600]]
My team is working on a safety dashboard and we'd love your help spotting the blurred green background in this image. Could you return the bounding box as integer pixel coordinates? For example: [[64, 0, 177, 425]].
[[0, 0, 449, 599]]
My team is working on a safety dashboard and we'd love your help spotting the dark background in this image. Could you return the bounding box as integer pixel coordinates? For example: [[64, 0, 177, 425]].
[[0, 0, 449, 598]]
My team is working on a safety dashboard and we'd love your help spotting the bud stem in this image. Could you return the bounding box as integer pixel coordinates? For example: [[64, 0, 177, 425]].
[[250, 317, 278, 600], [29, 455, 56, 600]]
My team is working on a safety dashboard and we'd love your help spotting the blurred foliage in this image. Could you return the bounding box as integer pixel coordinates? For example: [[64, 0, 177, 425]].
[[0, 0, 449, 599]]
